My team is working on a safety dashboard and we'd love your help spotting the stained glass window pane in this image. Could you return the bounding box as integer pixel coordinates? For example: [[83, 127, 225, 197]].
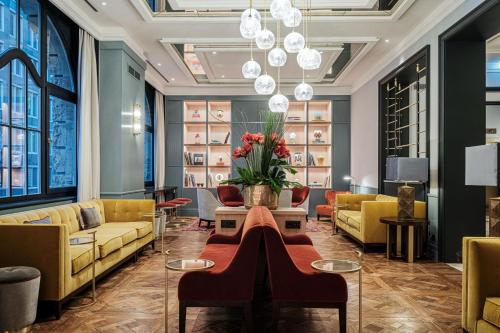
[[49, 96, 76, 188], [11, 59, 25, 127], [0, 64, 9, 125], [20, 0, 40, 72], [27, 130, 39, 194], [47, 17, 74, 92], [0, 0, 18, 56], [11, 128, 26, 196], [0, 125, 9, 197]]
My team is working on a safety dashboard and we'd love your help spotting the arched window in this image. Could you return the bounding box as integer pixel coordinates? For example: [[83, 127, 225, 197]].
[[0, 0, 78, 205]]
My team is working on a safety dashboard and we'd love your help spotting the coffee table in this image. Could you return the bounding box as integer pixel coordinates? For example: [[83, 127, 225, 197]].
[[164, 255, 214, 333], [311, 252, 363, 332], [68, 231, 97, 308]]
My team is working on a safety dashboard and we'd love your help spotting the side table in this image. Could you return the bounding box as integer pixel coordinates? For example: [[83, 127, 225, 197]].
[[379, 217, 427, 263], [68, 230, 97, 308], [311, 251, 363, 332]]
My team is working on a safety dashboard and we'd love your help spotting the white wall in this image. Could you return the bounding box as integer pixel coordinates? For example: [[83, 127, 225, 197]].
[[350, 0, 486, 194], [487, 105, 500, 143]]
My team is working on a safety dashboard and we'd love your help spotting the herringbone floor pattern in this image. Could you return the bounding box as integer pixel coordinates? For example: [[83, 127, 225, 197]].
[[33, 221, 462, 332]]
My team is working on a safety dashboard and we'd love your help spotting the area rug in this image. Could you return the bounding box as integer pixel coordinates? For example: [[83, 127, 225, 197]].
[[181, 219, 321, 232]]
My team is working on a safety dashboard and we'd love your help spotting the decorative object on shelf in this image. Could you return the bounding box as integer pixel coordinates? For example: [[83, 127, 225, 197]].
[[194, 133, 201, 144], [287, 116, 302, 121], [313, 129, 323, 143], [210, 139, 221, 144], [317, 155, 325, 166], [192, 110, 201, 119], [313, 112, 322, 121], [215, 173, 225, 182], [270, 0, 292, 19], [193, 153, 204, 165], [217, 109, 224, 119], [397, 184, 415, 219], [288, 132, 297, 144], [196, 183, 204, 187], [294, 152, 303, 166], [224, 131, 231, 144], [223, 110, 300, 210], [216, 156, 225, 166]]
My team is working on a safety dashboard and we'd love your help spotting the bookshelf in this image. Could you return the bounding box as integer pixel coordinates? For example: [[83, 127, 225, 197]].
[[284, 100, 332, 189], [183, 100, 232, 188]]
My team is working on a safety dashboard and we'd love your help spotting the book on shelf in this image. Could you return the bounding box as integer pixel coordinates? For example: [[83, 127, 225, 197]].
[[223, 131, 231, 144], [184, 152, 193, 165], [323, 175, 331, 188], [307, 152, 316, 166], [184, 173, 198, 187]]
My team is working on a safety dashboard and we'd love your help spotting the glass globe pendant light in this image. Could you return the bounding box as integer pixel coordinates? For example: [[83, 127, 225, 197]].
[[297, 0, 321, 69], [241, 8, 261, 23], [270, 0, 292, 19], [255, 8, 275, 50], [269, 58, 288, 113], [283, 7, 302, 28], [255, 74, 276, 95], [268, 21, 287, 67], [240, 17, 261, 39], [284, 31, 305, 53], [242, 41, 261, 79]]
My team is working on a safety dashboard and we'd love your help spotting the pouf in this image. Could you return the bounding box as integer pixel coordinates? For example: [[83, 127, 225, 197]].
[[0, 266, 41, 332]]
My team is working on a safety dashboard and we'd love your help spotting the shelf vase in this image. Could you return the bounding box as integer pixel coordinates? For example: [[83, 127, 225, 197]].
[[243, 185, 278, 210]]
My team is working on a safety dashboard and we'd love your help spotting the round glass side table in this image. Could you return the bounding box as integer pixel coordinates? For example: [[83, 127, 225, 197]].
[[164, 255, 215, 333], [67, 230, 97, 309], [311, 252, 363, 332]]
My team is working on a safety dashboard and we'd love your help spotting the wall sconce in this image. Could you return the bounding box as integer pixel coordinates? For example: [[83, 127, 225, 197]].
[[133, 104, 141, 136]]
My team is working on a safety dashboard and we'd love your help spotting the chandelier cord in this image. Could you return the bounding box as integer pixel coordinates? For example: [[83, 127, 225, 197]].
[[277, 20, 281, 92]]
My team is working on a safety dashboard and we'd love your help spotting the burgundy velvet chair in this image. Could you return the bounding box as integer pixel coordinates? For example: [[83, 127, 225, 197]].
[[177, 207, 265, 333], [291, 186, 310, 208], [217, 185, 244, 207], [260, 207, 348, 333]]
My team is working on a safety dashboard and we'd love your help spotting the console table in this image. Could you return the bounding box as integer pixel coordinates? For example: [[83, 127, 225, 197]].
[[215, 207, 307, 235]]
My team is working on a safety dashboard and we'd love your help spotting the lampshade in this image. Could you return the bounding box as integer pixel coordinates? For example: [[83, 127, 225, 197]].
[[268, 48, 287, 67], [255, 29, 275, 50], [294, 82, 313, 101], [240, 17, 261, 39], [270, 0, 292, 19], [284, 31, 305, 53], [269, 93, 289, 113], [241, 8, 261, 22], [254, 74, 276, 95], [297, 47, 322, 70], [386, 157, 429, 183], [465, 144, 500, 186], [242, 59, 261, 79], [283, 7, 302, 28]]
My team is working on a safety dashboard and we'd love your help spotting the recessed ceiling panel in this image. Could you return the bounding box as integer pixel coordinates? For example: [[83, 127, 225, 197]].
[[196, 48, 343, 83], [168, 0, 378, 11]]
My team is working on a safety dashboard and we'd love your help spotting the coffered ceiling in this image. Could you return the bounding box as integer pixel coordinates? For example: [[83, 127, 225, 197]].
[[50, 0, 467, 95]]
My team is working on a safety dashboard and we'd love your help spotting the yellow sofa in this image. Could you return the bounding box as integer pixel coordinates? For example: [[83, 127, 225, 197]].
[[335, 194, 426, 250], [462, 237, 500, 333], [0, 199, 155, 317]]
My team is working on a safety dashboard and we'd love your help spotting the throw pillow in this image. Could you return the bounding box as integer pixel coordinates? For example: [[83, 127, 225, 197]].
[[23, 216, 51, 225], [80, 207, 101, 230]]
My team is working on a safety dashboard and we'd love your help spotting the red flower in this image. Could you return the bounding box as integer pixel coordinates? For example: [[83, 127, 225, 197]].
[[253, 133, 265, 144], [274, 144, 290, 159], [243, 142, 253, 154], [241, 132, 254, 144], [232, 146, 247, 159]]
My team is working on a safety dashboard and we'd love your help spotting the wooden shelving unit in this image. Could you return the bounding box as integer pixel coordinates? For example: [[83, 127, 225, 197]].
[[183, 100, 232, 188]]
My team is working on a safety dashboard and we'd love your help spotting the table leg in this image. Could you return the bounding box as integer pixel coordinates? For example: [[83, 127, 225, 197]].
[[165, 248, 169, 333], [386, 226, 390, 259], [359, 267, 362, 332], [407, 226, 414, 263], [396, 225, 402, 257], [91, 231, 96, 303]]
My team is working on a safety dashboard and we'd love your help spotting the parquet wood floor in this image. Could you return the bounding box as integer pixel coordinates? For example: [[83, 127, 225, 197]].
[[33, 221, 462, 333]]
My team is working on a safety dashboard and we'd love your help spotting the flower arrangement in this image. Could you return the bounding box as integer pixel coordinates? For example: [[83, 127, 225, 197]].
[[223, 111, 300, 195]]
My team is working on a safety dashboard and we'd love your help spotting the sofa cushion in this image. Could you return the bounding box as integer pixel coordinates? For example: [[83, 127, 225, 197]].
[[72, 229, 124, 257], [80, 208, 101, 230], [99, 222, 152, 238], [23, 216, 51, 225], [347, 214, 361, 231], [338, 210, 361, 225], [476, 319, 500, 333], [197, 243, 239, 272], [70, 243, 100, 275], [375, 194, 397, 202], [97, 227, 137, 246], [484, 297, 500, 328]]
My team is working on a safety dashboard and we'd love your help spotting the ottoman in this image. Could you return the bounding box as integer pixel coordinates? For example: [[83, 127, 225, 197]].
[[0, 266, 41, 332]]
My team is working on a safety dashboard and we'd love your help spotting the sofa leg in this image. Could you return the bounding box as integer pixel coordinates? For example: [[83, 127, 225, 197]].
[[244, 302, 253, 333], [339, 303, 346, 333], [179, 301, 187, 333], [272, 302, 279, 332], [198, 218, 202, 227]]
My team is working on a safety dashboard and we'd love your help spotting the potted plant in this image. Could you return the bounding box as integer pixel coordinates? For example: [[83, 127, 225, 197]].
[[223, 111, 301, 209]]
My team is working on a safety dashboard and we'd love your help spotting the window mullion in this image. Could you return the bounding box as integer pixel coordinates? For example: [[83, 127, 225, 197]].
[[8, 62, 12, 197], [25, 65, 28, 195]]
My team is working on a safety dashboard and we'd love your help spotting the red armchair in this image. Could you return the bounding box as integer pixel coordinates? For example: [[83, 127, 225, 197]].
[[177, 207, 264, 333], [291, 186, 310, 208], [315, 190, 351, 221], [217, 185, 244, 207], [261, 207, 348, 332]]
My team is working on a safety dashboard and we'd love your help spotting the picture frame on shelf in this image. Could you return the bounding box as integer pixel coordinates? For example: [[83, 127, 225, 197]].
[[193, 153, 204, 165]]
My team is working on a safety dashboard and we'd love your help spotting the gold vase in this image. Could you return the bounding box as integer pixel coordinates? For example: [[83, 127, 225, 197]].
[[243, 185, 278, 210], [397, 185, 415, 220]]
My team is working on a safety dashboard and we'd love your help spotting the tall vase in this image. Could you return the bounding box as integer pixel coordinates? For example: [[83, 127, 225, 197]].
[[243, 185, 278, 210]]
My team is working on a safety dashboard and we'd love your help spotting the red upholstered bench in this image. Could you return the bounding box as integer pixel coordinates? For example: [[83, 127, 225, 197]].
[[177, 206, 265, 333], [260, 207, 348, 333]]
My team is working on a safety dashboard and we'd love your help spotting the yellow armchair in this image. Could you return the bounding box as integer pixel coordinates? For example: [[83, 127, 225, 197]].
[[462, 237, 500, 333]]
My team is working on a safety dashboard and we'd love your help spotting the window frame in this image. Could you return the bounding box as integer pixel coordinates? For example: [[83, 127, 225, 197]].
[[0, 0, 79, 207], [144, 81, 155, 188]]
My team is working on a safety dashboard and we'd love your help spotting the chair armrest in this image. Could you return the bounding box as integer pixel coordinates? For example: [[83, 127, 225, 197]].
[[206, 232, 241, 244], [462, 237, 500, 333], [336, 194, 377, 211], [282, 233, 313, 245], [0, 224, 70, 301]]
